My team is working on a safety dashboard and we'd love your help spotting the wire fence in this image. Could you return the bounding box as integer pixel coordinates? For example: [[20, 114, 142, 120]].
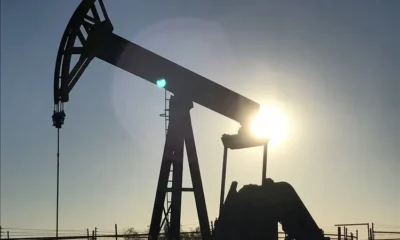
[[0, 233, 201, 240], [2, 223, 399, 240], [373, 230, 400, 240], [0, 230, 349, 240]]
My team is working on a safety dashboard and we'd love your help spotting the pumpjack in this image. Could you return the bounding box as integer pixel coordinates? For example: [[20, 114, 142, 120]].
[[53, 1, 329, 239]]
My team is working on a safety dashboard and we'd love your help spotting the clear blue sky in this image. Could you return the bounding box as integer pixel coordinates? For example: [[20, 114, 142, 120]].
[[1, 0, 399, 237]]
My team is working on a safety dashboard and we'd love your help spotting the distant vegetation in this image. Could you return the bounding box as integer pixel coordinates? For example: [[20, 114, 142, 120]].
[[124, 226, 202, 240]]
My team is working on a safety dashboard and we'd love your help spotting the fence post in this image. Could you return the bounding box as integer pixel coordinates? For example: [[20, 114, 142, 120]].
[[338, 227, 341, 240], [87, 229, 89, 240], [115, 224, 118, 240], [369, 228, 373, 240], [351, 232, 353, 240], [7, 231, 9, 239], [371, 223, 374, 240], [356, 230, 358, 240], [92, 230, 95, 240]]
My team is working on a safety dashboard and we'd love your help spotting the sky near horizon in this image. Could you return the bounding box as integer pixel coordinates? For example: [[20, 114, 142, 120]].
[[1, 0, 399, 238]]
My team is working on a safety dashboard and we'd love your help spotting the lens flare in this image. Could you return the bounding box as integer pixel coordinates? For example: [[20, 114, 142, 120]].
[[156, 79, 167, 88]]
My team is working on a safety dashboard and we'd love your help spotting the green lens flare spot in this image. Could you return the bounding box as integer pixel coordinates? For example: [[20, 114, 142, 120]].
[[156, 78, 167, 88]]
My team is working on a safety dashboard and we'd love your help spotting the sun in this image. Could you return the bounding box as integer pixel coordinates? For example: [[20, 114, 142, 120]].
[[250, 105, 289, 146]]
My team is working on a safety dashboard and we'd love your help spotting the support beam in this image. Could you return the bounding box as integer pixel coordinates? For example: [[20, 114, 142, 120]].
[[219, 146, 228, 215], [262, 142, 269, 184], [149, 96, 211, 240]]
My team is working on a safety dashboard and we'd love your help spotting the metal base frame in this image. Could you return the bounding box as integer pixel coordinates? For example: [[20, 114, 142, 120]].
[[149, 96, 211, 240]]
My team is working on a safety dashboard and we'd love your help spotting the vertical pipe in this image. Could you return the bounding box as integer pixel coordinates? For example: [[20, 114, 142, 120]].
[[115, 224, 118, 240], [56, 128, 60, 240], [262, 142, 268, 184], [219, 147, 228, 215], [164, 89, 167, 135]]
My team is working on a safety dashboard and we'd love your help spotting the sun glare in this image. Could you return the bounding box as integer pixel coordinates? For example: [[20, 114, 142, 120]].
[[251, 105, 289, 146]]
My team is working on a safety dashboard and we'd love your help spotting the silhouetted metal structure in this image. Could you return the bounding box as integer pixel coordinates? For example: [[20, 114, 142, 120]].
[[52, 0, 267, 239], [159, 89, 173, 231], [214, 179, 328, 240], [219, 135, 269, 215], [52, 1, 334, 240], [335, 223, 371, 240]]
